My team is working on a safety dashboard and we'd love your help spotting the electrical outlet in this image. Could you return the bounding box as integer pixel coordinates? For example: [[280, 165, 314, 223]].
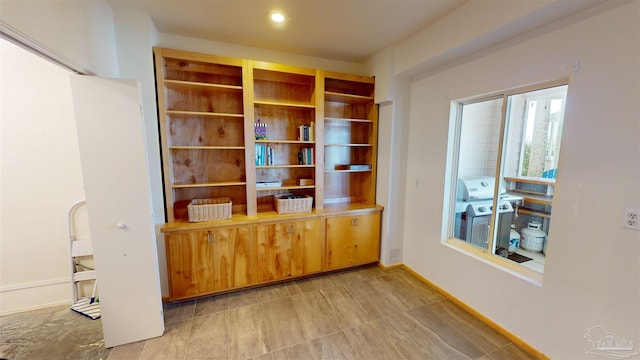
[[622, 209, 640, 231]]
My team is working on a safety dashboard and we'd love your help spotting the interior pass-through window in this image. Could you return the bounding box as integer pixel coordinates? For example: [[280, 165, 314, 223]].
[[448, 83, 568, 274]]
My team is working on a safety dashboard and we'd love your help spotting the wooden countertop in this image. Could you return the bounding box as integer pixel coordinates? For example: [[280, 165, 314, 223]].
[[162, 203, 384, 233]]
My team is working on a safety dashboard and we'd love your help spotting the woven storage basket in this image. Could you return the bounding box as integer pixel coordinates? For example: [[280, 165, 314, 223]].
[[274, 194, 313, 214], [187, 197, 232, 222]]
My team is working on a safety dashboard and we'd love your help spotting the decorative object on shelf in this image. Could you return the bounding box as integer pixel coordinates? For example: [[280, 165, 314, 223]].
[[335, 164, 372, 170], [274, 194, 313, 214], [255, 119, 268, 140], [256, 180, 282, 188], [298, 178, 314, 186], [187, 197, 232, 222]]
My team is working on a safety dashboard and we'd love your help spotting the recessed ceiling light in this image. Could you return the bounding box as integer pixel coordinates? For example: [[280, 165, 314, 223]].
[[270, 12, 285, 23]]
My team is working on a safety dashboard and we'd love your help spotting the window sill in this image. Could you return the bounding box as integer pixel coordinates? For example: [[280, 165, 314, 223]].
[[444, 238, 543, 287]]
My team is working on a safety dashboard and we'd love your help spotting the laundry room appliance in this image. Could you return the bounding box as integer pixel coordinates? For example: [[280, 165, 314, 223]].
[[454, 176, 518, 256]]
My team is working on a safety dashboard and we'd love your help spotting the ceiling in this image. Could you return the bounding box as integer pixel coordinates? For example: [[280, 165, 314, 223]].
[[107, 0, 467, 63]]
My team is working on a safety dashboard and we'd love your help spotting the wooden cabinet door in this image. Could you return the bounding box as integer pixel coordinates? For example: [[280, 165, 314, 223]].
[[326, 213, 381, 270], [326, 216, 355, 270], [167, 225, 255, 300], [166, 231, 213, 300], [194, 231, 216, 295], [210, 226, 254, 291], [256, 222, 292, 282], [289, 219, 324, 276], [350, 214, 381, 265], [296, 219, 323, 274], [256, 219, 323, 282]]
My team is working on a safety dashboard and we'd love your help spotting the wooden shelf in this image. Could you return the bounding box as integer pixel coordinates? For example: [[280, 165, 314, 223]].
[[255, 185, 315, 192], [252, 62, 316, 78], [162, 51, 244, 73], [172, 181, 247, 189], [251, 63, 318, 208], [169, 146, 245, 150], [166, 110, 244, 118], [323, 72, 377, 208], [325, 91, 373, 104], [504, 177, 555, 186], [164, 79, 243, 91], [254, 100, 315, 109], [256, 165, 315, 169], [518, 208, 551, 219], [325, 117, 373, 123], [325, 169, 373, 173], [507, 190, 553, 206], [155, 48, 249, 222], [324, 143, 372, 147], [255, 140, 315, 145], [156, 48, 377, 221]]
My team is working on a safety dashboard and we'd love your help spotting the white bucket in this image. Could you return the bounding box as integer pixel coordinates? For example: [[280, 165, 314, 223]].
[[520, 221, 546, 252]]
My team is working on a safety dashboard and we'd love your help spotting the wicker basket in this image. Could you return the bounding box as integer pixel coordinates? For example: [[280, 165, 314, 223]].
[[187, 197, 232, 222], [274, 194, 313, 214]]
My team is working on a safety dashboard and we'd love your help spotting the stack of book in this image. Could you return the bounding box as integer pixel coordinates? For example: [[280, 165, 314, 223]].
[[255, 144, 274, 166], [298, 148, 314, 165], [297, 121, 315, 142], [256, 180, 282, 188]]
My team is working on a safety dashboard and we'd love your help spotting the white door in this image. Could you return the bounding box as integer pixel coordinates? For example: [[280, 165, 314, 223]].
[[70, 75, 164, 347]]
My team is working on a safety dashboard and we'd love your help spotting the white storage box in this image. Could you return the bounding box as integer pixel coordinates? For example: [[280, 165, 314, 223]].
[[274, 194, 313, 214], [187, 197, 232, 222]]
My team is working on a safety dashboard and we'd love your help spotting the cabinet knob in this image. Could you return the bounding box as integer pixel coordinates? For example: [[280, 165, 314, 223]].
[[351, 218, 359, 226], [207, 231, 217, 244]]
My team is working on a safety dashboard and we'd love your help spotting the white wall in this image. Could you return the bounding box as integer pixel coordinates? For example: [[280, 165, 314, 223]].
[[402, 1, 639, 358], [0, 40, 85, 314], [0, 0, 119, 76], [0, 0, 123, 314], [364, 48, 410, 267]]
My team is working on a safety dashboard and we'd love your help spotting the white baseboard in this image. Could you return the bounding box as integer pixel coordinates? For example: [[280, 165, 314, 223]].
[[0, 277, 72, 315], [0, 299, 71, 316], [0, 277, 69, 293]]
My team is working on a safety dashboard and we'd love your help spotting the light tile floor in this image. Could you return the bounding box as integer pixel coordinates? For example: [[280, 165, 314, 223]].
[[1, 265, 539, 360], [0, 302, 108, 359]]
